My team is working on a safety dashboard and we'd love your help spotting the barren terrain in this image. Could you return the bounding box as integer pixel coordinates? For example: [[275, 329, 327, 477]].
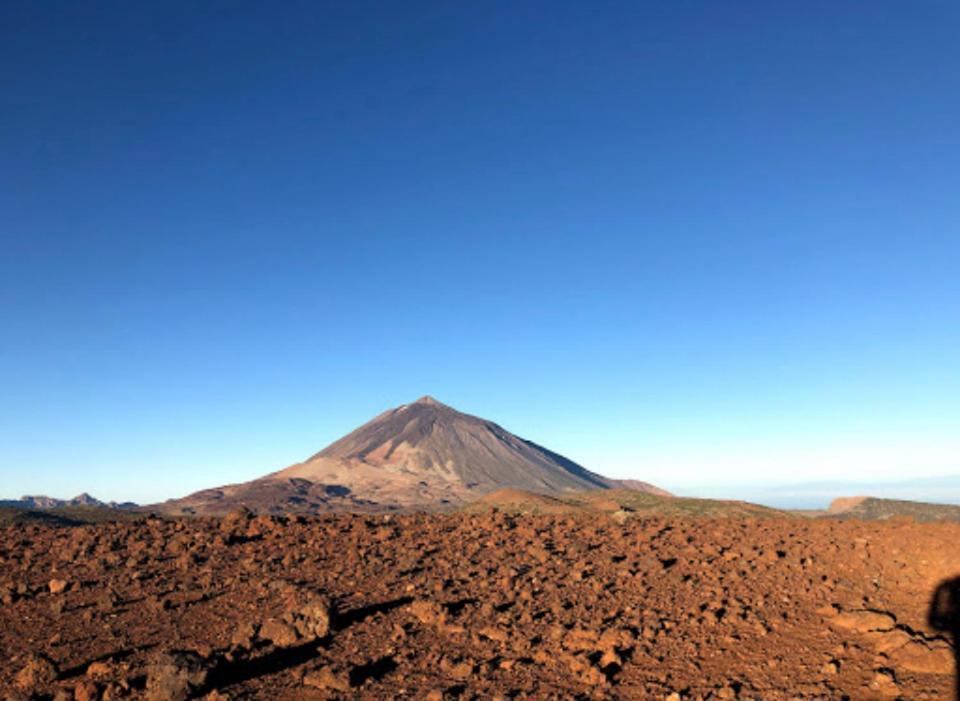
[[2, 509, 957, 700]]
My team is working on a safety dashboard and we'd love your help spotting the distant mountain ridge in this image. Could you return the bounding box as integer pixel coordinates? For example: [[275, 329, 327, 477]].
[[157, 396, 669, 515], [0, 493, 138, 510], [679, 475, 960, 510]]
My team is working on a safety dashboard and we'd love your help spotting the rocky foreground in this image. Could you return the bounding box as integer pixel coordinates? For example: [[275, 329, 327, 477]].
[[1, 512, 957, 700]]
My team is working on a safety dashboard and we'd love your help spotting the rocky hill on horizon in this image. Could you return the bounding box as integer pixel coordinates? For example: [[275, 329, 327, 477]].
[[827, 495, 960, 522], [0, 493, 138, 511]]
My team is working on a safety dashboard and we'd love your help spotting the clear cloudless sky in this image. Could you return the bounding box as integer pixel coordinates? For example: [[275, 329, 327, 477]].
[[1, 1, 958, 505]]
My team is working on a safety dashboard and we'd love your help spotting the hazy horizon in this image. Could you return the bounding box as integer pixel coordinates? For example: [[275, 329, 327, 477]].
[[2, 3, 958, 505]]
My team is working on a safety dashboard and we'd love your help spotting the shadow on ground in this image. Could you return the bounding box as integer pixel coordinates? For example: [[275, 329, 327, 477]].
[[201, 595, 414, 693], [930, 576, 960, 700]]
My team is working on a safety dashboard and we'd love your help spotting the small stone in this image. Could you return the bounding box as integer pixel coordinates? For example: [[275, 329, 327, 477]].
[[259, 619, 299, 647], [97, 590, 120, 612], [86, 661, 112, 679], [145, 651, 209, 701], [869, 669, 899, 698], [303, 666, 350, 691], [830, 610, 895, 633], [409, 599, 446, 626], [479, 626, 508, 642], [439, 656, 474, 680], [230, 622, 258, 649], [14, 653, 59, 690], [74, 680, 99, 701], [49, 579, 68, 595], [292, 595, 331, 640]]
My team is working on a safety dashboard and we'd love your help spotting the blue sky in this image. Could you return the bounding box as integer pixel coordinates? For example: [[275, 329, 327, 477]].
[[2, 2, 958, 505]]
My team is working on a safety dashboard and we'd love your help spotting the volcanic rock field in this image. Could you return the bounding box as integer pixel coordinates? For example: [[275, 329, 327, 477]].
[[2, 509, 957, 700]]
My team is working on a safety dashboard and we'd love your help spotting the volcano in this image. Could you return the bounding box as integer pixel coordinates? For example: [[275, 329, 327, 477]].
[[157, 396, 667, 514]]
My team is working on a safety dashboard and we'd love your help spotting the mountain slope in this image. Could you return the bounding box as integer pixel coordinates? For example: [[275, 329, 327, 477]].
[[466, 488, 780, 519], [157, 396, 667, 514]]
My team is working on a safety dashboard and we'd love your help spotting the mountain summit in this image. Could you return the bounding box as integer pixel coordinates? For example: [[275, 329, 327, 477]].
[[300, 395, 609, 492], [158, 396, 667, 514]]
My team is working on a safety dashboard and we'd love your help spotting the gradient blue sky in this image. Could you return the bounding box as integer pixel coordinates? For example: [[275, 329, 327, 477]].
[[2, 2, 958, 505]]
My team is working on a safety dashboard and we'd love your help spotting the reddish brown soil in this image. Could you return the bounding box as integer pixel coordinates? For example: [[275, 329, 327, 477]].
[[1, 512, 957, 700]]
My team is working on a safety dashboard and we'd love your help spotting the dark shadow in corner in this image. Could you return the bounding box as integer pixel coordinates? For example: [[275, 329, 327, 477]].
[[929, 576, 960, 700]]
